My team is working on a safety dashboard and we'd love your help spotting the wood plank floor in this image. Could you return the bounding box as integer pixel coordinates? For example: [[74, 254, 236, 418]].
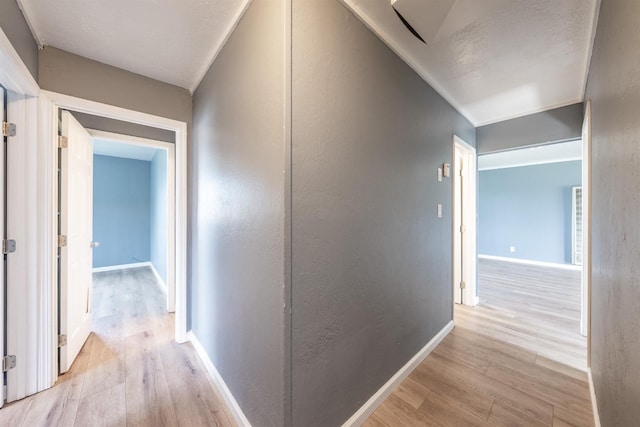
[[462, 258, 587, 371], [365, 259, 592, 426], [0, 267, 235, 427], [364, 326, 593, 427]]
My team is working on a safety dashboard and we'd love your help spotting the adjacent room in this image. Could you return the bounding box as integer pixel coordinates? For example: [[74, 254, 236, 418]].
[[458, 140, 587, 370]]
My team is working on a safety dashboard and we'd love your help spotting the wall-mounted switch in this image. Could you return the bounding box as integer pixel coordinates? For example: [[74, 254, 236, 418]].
[[437, 168, 443, 182], [509, 246, 516, 253], [443, 163, 451, 178], [437, 204, 442, 218]]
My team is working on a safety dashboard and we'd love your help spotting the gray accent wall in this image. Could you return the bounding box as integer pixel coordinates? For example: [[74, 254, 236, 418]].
[[150, 150, 168, 284], [0, 0, 38, 80], [479, 161, 582, 264], [191, 0, 287, 425], [38, 46, 191, 125], [291, 1, 475, 425], [584, 0, 640, 425], [477, 103, 583, 154], [93, 155, 151, 267]]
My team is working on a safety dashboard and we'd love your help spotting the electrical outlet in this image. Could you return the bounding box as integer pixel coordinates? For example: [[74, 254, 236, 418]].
[[509, 246, 516, 253]]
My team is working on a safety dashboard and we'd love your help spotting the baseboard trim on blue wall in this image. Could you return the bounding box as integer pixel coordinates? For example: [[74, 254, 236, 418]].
[[479, 254, 581, 271], [342, 320, 455, 426], [588, 368, 601, 427], [149, 263, 167, 293], [187, 331, 252, 427], [92, 261, 151, 273]]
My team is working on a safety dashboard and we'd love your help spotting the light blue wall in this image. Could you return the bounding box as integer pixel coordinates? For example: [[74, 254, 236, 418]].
[[150, 150, 168, 284], [479, 160, 582, 264], [93, 155, 151, 267]]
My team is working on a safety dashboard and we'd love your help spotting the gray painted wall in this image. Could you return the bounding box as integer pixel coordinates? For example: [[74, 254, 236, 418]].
[[38, 46, 191, 125], [291, 1, 475, 425], [150, 150, 168, 284], [479, 161, 582, 264], [191, 0, 286, 425], [584, 0, 640, 425], [477, 103, 583, 154], [93, 155, 151, 267], [0, 0, 38, 80], [72, 111, 175, 143]]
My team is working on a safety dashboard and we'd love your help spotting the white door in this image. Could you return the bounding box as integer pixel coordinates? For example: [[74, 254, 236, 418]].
[[59, 111, 94, 374], [453, 136, 477, 307], [0, 85, 6, 407], [453, 149, 464, 304]]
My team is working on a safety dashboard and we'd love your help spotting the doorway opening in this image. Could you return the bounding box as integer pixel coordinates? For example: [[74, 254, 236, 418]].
[[37, 91, 188, 389], [58, 110, 178, 374], [461, 139, 588, 371]]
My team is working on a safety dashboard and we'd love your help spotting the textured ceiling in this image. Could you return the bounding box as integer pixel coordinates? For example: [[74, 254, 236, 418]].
[[344, 0, 600, 125], [18, 0, 249, 91]]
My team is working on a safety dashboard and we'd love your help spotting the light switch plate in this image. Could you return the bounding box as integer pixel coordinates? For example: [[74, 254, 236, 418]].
[[437, 204, 442, 218], [437, 168, 443, 182]]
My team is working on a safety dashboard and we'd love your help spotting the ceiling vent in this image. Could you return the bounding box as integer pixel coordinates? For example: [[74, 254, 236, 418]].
[[390, 0, 456, 45]]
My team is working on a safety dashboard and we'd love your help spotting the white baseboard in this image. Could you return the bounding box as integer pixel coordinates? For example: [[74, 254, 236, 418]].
[[588, 368, 601, 427], [479, 254, 581, 271], [188, 331, 251, 427], [149, 263, 167, 293], [342, 320, 455, 426], [92, 261, 151, 273]]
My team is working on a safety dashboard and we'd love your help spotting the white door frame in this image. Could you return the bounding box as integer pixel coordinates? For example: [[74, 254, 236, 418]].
[[39, 91, 188, 385], [89, 129, 177, 312], [0, 27, 45, 402], [581, 101, 592, 346], [452, 135, 478, 307]]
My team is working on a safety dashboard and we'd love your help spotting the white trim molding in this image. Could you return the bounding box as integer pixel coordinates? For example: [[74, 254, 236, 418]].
[[0, 26, 39, 96], [189, 0, 253, 93], [479, 254, 582, 271], [588, 368, 601, 427], [149, 263, 167, 293], [342, 321, 454, 426], [92, 262, 152, 273], [188, 331, 252, 427]]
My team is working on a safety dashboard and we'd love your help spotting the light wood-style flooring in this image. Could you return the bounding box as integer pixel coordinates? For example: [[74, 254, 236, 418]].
[[365, 259, 592, 426], [364, 325, 593, 426], [461, 258, 587, 370], [0, 267, 235, 427]]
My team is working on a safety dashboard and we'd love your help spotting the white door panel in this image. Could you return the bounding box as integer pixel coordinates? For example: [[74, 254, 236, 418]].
[[59, 111, 93, 374], [0, 85, 6, 406]]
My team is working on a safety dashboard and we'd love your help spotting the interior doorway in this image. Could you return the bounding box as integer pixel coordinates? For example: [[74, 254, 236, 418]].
[[452, 135, 477, 307], [466, 139, 588, 370], [58, 111, 177, 373]]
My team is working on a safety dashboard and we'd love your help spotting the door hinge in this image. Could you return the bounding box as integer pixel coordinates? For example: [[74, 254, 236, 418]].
[[460, 225, 466, 233], [460, 168, 465, 177], [58, 235, 67, 247], [58, 334, 67, 348], [2, 239, 15, 254], [2, 355, 16, 372], [58, 135, 68, 148], [2, 122, 16, 137], [460, 281, 467, 289]]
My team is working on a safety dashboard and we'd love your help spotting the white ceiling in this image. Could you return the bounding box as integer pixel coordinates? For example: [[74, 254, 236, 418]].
[[93, 138, 159, 161], [343, 0, 600, 125], [478, 139, 582, 171], [18, 0, 250, 91], [17, 0, 599, 125]]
